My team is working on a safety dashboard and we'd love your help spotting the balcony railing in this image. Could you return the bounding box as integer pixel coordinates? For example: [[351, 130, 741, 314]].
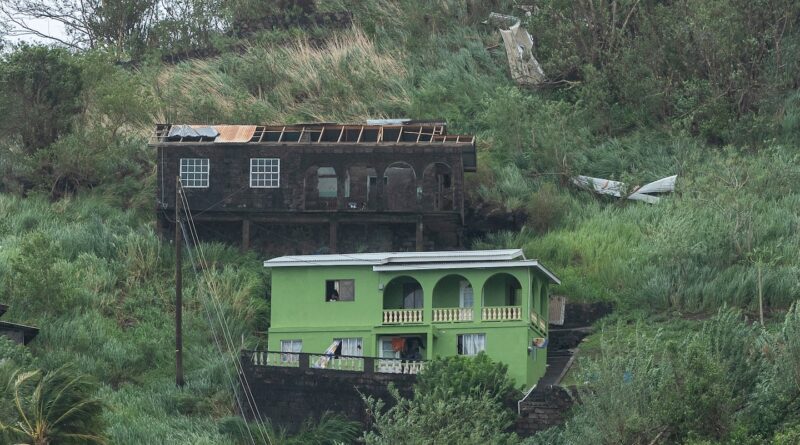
[[482, 305, 522, 321], [530, 311, 547, 332], [243, 350, 426, 375], [376, 358, 426, 374], [383, 308, 423, 324], [432, 307, 473, 322]]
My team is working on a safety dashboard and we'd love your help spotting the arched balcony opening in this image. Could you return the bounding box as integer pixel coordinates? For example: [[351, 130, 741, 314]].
[[422, 162, 454, 211], [383, 162, 417, 211], [481, 273, 523, 321], [303, 166, 338, 210], [382, 276, 424, 324], [345, 165, 377, 210], [432, 274, 473, 322]]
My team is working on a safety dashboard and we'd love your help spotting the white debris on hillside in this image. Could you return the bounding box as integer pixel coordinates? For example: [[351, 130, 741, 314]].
[[487, 12, 546, 86], [572, 175, 677, 204]]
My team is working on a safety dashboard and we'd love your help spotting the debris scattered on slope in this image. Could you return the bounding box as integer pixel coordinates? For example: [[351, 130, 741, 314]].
[[572, 175, 677, 204], [487, 12, 546, 86]]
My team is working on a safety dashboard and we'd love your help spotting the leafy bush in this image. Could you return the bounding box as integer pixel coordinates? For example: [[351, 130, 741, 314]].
[[415, 352, 520, 406], [364, 353, 519, 444], [363, 386, 516, 445]]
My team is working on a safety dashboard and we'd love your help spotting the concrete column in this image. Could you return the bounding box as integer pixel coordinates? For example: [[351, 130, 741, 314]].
[[241, 219, 251, 251], [415, 217, 424, 252], [329, 219, 338, 253]]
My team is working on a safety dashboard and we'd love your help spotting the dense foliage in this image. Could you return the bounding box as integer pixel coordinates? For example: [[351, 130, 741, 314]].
[[363, 354, 519, 444], [0, 0, 799, 442], [529, 306, 800, 444]]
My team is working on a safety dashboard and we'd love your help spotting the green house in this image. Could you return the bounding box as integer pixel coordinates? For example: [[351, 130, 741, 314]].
[[264, 249, 560, 388]]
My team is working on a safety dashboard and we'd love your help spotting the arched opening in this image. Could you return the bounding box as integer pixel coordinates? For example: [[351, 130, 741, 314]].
[[432, 274, 473, 322], [383, 162, 417, 211], [422, 162, 454, 211], [345, 165, 377, 210], [481, 273, 523, 321], [382, 276, 424, 324], [304, 166, 338, 210]]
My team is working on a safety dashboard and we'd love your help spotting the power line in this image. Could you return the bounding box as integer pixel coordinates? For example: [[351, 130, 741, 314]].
[[177, 184, 272, 445]]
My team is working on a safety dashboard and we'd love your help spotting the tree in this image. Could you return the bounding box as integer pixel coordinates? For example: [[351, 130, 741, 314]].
[[362, 387, 516, 445], [0, 0, 158, 52], [362, 354, 520, 444], [0, 366, 107, 445], [0, 0, 227, 59], [0, 45, 83, 154], [414, 352, 521, 406]]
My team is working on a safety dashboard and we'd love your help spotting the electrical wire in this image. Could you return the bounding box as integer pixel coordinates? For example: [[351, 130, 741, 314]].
[[177, 185, 272, 445]]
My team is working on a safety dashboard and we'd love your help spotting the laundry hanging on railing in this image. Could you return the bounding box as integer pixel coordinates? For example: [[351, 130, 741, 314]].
[[313, 340, 341, 369]]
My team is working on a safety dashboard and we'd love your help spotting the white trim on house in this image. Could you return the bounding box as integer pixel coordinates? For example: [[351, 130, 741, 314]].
[[262, 250, 560, 284], [263, 249, 524, 268]]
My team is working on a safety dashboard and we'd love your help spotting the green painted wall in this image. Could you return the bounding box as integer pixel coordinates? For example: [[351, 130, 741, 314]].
[[267, 263, 552, 388]]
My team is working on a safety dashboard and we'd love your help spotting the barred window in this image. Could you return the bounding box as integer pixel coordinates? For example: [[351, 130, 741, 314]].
[[250, 158, 280, 188], [179, 158, 209, 188]]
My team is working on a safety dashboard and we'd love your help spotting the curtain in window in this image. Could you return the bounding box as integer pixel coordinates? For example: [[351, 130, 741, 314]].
[[463, 334, 486, 356], [280, 340, 302, 362], [335, 338, 363, 356]]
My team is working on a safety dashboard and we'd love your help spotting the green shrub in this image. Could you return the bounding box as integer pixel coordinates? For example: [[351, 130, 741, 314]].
[[415, 352, 520, 405], [363, 386, 516, 445]]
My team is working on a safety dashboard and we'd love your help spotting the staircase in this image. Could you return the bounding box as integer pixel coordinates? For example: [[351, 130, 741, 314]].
[[541, 302, 613, 386]]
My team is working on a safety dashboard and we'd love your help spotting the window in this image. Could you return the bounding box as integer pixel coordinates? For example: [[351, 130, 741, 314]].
[[325, 279, 354, 301], [280, 339, 302, 363], [334, 338, 363, 357], [317, 167, 337, 198], [250, 158, 280, 188], [179, 158, 209, 188], [457, 333, 486, 356]]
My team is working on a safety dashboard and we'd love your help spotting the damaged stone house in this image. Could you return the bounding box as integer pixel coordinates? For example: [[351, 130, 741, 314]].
[[152, 121, 476, 253]]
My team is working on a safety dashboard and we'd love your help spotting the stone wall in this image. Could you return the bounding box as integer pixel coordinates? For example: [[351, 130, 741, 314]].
[[240, 358, 578, 436], [516, 385, 578, 437], [240, 359, 416, 432]]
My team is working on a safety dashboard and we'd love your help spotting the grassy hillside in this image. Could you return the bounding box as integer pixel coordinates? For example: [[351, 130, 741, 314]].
[[1, 0, 799, 443]]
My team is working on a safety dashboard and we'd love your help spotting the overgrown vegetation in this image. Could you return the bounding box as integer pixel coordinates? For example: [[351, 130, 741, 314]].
[[0, 0, 799, 442], [363, 353, 519, 445]]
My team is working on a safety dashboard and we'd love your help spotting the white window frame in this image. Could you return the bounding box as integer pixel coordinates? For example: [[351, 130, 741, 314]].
[[280, 339, 302, 363], [250, 158, 280, 188], [334, 338, 363, 357], [458, 333, 486, 356], [179, 158, 210, 188]]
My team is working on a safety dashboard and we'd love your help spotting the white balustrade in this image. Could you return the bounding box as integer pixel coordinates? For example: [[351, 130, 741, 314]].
[[382, 308, 424, 324], [432, 307, 473, 322], [376, 359, 426, 374], [481, 305, 522, 321], [530, 311, 548, 332]]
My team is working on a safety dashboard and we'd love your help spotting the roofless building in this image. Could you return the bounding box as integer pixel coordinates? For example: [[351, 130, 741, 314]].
[[152, 121, 476, 253]]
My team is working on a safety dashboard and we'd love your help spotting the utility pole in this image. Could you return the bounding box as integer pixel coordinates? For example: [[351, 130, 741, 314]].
[[175, 177, 185, 387]]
